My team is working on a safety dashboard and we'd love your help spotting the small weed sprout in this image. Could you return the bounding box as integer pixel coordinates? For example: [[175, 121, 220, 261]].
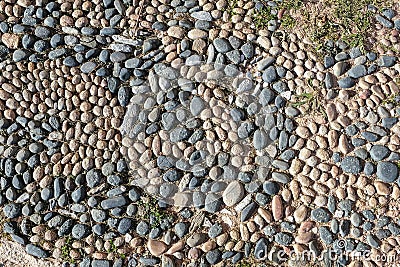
[[225, 0, 238, 18], [253, 6, 277, 29], [138, 196, 173, 227], [61, 236, 74, 264]]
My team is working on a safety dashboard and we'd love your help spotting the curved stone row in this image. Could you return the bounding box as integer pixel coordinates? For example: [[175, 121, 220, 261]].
[[0, 0, 399, 265]]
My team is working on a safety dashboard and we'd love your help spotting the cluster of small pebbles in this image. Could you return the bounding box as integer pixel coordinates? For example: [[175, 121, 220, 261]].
[[0, 0, 399, 266]]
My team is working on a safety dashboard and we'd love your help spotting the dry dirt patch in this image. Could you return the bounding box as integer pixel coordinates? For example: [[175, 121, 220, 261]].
[[0, 240, 60, 267]]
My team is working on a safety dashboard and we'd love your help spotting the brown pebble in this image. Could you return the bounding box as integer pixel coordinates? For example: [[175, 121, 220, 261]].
[[272, 195, 283, 221], [1, 33, 19, 49], [166, 240, 184, 254], [148, 240, 167, 256], [188, 247, 200, 260], [295, 232, 314, 244]]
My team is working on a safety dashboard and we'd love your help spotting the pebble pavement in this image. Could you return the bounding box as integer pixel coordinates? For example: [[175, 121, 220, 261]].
[[0, 0, 399, 266]]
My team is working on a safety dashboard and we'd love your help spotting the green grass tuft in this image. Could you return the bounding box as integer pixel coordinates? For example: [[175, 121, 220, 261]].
[[292, 92, 314, 108], [281, 14, 296, 29], [138, 196, 173, 227], [252, 0, 304, 30], [225, 0, 238, 18], [106, 239, 126, 260], [279, 0, 303, 10], [107, 239, 118, 253], [253, 6, 277, 29], [310, 0, 393, 54], [61, 236, 75, 264]]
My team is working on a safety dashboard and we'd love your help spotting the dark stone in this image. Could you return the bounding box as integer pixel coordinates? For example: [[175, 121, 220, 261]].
[[72, 186, 86, 203], [377, 55, 396, 67], [262, 66, 277, 83], [117, 86, 132, 107], [100, 28, 120, 36], [395, 19, 400, 30], [382, 117, 398, 129], [335, 52, 348, 61], [58, 219, 74, 236], [13, 49, 30, 62], [10, 233, 27, 245], [377, 216, 390, 227], [382, 8, 395, 19], [259, 88, 274, 106], [362, 210, 375, 221], [174, 222, 189, 238], [263, 181, 280, 195], [272, 80, 288, 93], [349, 47, 362, 58], [340, 156, 362, 174], [136, 221, 150, 236], [91, 209, 106, 223], [128, 187, 141, 202], [3, 203, 21, 218], [101, 196, 127, 209], [206, 249, 222, 264], [170, 127, 191, 143], [320, 226, 334, 245], [72, 224, 90, 239], [352, 137, 367, 146], [366, 234, 380, 248], [80, 61, 97, 73], [274, 232, 293, 246], [26, 244, 49, 258], [376, 229, 391, 239], [117, 218, 132, 234], [338, 77, 355, 88], [163, 169, 180, 182], [86, 169, 102, 188], [240, 202, 257, 222], [325, 73, 334, 89], [324, 56, 335, 68], [377, 162, 398, 182], [92, 260, 110, 267], [213, 38, 231, 53], [241, 43, 254, 59], [125, 58, 142, 69], [63, 56, 78, 67], [348, 65, 367, 78], [376, 14, 394, 28], [339, 199, 354, 213], [311, 208, 331, 223], [369, 145, 390, 161], [110, 51, 128, 62], [205, 193, 223, 213], [40, 188, 52, 201], [254, 237, 268, 259], [388, 223, 400, 236], [339, 220, 350, 237]]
